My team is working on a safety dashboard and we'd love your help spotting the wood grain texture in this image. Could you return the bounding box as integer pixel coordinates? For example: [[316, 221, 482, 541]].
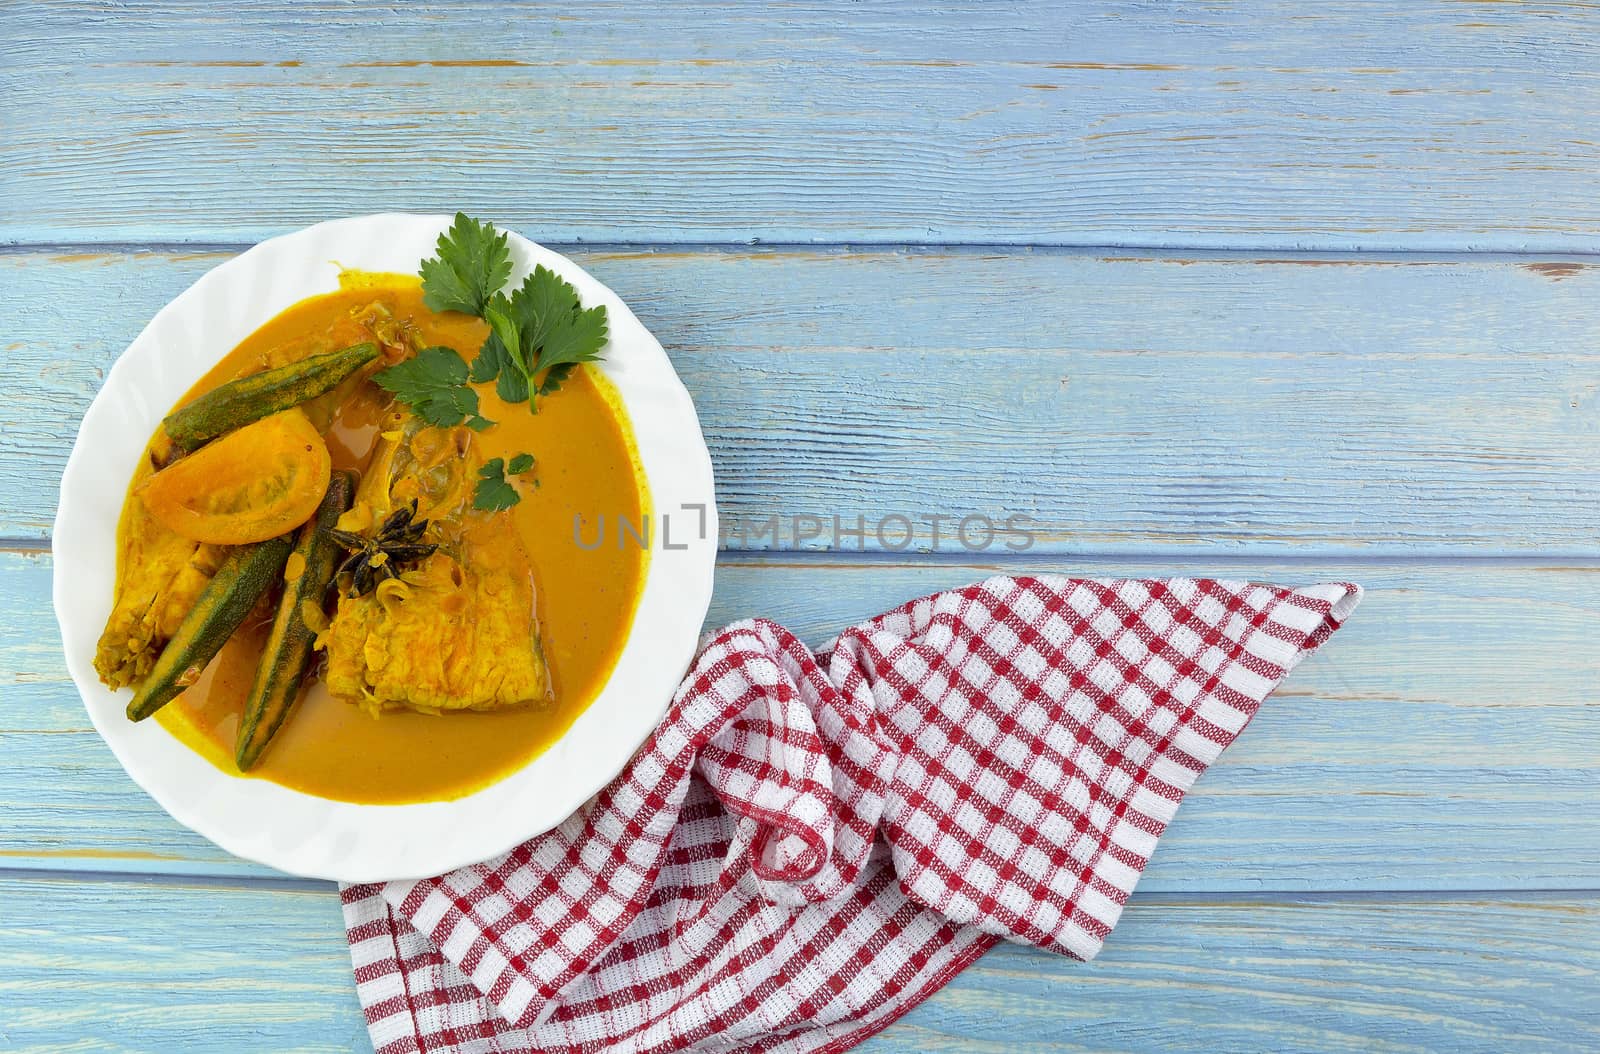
[[6, 4, 1599, 1048], [6, 249, 1600, 551], [6, 549, 1600, 890], [0, 874, 372, 1054], [4, 874, 1595, 1053], [6, 1, 1600, 250]]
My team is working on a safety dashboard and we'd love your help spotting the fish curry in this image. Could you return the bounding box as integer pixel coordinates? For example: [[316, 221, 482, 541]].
[[94, 254, 647, 804]]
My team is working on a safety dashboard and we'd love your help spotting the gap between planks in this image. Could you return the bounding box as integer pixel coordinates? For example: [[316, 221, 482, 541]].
[[5, 241, 1600, 266], [3, 865, 1594, 906]]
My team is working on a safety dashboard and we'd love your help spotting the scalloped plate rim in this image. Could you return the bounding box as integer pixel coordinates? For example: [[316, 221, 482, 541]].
[[52, 213, 717, 882]]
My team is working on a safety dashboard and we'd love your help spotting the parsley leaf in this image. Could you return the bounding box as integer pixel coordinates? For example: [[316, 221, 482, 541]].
[[512, 266, 609, 376], [534, 361, 575, 398], [474, 299, 529, 403], [467, 331, 506, 383], [473, 453, 537, 511], [482, 296, 526, 375], [373, 346, 485, 428], [495, 348, 531, 403], [419, 213, 512, 316], [509, 266, 575, 354], [536, 301, 609, 374], [470, 267, 609, 407], [474, 457, 520, 511]]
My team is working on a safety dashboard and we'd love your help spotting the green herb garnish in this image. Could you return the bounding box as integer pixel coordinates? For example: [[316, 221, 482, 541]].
[[374, 213, 606, 512], [372, 346, 492, 430], [419, 213, 512, 317], [469, 265, 609, 406], [474, 454, 537, 512]]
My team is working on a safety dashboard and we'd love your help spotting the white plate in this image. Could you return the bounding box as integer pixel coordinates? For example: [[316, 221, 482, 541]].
[[53, 214, 717, 882]]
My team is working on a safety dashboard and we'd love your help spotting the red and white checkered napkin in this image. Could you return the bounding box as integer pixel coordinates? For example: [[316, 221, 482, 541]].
[[342, 575, 1359, 1054]]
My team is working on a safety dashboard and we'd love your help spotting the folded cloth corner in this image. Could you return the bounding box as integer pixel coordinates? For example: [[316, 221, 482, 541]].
[[343, 574, 1361, 1054]]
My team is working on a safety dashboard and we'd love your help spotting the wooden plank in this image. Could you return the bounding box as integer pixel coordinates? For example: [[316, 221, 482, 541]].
[[6, 249, 1600, 551], [886, 893, 1600, 1054], [3, 873, 1594, 1053], [7, 2, 1600, 251], [0, 874, 371, 1054], [7, 548, 1600, 890]]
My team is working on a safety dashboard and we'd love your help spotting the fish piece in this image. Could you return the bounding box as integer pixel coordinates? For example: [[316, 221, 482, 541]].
[[94, 492, 227, 690], [98, 331, 379, 690], [322, 416, 550, 715]]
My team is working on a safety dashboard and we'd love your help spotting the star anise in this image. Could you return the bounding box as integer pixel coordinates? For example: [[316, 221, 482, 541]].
[[327, 500, 440, 598]]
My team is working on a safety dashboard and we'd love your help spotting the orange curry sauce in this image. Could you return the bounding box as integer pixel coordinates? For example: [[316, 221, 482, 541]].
[[131, 275, 648, 803]]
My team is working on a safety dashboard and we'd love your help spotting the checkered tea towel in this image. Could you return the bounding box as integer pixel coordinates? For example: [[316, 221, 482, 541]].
[[343, 575, 1360, 1053]]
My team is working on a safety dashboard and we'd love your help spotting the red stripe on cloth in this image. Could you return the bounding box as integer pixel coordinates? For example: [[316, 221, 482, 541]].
[[342, 576, 1359, 1053]]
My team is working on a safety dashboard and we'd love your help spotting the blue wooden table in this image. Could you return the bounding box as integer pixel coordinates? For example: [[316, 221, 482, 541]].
[[4, 3, 1599, 1050]]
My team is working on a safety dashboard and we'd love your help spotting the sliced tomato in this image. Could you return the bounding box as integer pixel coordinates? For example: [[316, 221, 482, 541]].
[[142, 409, 332, 545]]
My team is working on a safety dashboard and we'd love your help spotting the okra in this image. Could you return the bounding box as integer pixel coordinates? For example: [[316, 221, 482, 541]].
[[126, 535, 294, 722], [163, 342, 379, 452], [235, 471, 355, 770]]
